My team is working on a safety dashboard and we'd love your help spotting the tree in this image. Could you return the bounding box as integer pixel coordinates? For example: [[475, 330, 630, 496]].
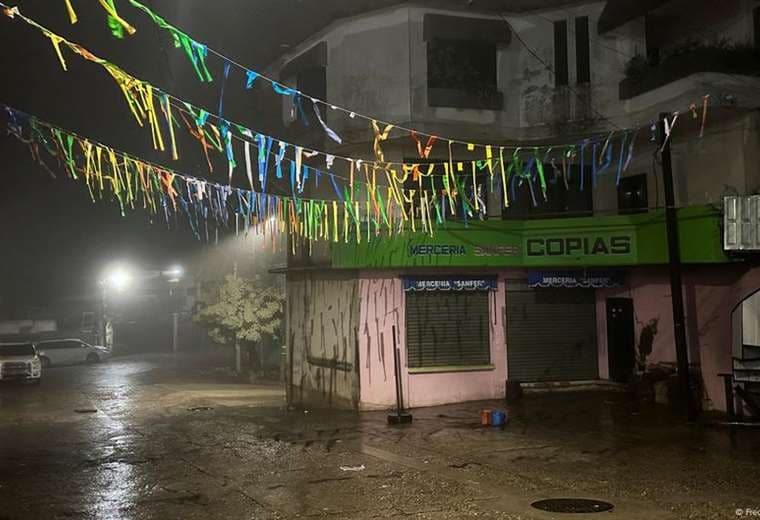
[[194, 274, 283, 374]]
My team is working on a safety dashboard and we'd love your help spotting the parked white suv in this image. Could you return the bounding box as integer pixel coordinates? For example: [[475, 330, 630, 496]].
[[36, 339, 111, 368], [0, 343, 42, 383]]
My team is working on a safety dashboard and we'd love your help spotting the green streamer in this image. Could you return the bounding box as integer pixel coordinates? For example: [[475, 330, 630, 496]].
[[128, 0, 213, 82]]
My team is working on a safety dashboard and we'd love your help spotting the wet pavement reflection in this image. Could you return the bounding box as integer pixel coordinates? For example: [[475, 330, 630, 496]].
[[1, 354, 759, 519]]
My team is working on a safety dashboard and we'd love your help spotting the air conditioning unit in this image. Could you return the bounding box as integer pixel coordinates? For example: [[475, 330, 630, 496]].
[[724, 196, 760, 251]]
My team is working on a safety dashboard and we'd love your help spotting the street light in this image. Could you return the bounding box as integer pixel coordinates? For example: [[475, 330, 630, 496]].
[[164, 265, 184, 284], [99, 264, 134, 350], [105, 266, 133, 292]]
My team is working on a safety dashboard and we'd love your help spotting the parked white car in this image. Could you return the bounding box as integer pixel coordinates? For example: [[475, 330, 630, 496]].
[[0, 343, 42, 383], [36, 339, 111, 368]]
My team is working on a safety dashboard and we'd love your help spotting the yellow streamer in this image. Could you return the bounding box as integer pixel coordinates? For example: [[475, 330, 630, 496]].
[[97, 0, 136, 36], [64, 0, 78, 24], [44, 31, 68, 71]]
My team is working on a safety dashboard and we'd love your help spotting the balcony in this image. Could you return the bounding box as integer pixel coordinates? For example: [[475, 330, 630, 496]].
[[620, 41, 760, 100]]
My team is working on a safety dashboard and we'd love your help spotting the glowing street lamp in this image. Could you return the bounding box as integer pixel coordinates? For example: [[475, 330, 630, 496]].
[[99, 264, 134, 349], [164, 265, 184, 284], [104, 266, 133, 292]]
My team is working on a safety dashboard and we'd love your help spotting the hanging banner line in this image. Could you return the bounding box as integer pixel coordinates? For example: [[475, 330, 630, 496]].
[[1, 2, 652, 172], [0, 5, 712, 218], [1, 104, 451, 247], [49, 0, 638, 153], [0, 3, 710, 193], [0, 3, 644, 215]]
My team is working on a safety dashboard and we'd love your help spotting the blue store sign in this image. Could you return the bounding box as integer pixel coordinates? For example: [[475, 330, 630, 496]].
[[403, 277, 498, 292], [528, 270, 625, 289]]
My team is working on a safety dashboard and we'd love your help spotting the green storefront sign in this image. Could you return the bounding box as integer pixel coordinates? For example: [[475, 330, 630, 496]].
[[331, 206, 729, 269]]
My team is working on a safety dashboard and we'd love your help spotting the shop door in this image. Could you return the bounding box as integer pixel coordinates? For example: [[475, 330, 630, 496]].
[[606, 298, 636, 383], [506, 284, 598, 382]]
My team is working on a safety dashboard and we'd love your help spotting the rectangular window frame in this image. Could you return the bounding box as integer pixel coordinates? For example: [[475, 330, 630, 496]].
[[405, 290, 492, 371], [575, 16, 591, 84], [554, 20, 569, 87]]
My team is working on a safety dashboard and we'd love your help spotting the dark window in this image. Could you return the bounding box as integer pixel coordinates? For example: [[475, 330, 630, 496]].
[[281, 42, 327, 127], [0, 344, 35, 357], [754, 7, 760, 50], [406, 291, 490, 368], [502, 163, 593, 220], [618, 174, 648, 214], [42, 340, 83, 350], [554, 20, 569, 86], [645, 14, 661, 64], [296, 67, 326, 125], [575, 16, 591, 84], [427, 39, 502, 110]]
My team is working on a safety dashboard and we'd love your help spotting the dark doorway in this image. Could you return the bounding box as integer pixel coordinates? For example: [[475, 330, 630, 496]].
[[607, 298, 635, 383]]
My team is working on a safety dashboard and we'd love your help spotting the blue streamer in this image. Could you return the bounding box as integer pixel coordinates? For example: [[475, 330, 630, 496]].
[[616, 133, 627, 185], [275, 142, 287, 179], [245, 71, 259, 89], [218, 61, 231, 117], [272, 82, 297, 97], [328, 170, 345, 201], [257, 134, 274, 192]]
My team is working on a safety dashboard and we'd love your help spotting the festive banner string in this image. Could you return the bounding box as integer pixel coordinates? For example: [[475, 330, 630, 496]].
[[121, 0, 625, 152]]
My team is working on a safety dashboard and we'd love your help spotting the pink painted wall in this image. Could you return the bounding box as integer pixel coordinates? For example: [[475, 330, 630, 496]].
[[597, 266, 760, 412], [358, 271, 507, 410]]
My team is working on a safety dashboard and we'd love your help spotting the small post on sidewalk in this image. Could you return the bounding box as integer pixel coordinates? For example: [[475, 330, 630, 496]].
[[388, 325, 412, 425], [659, 112, 697, 422]]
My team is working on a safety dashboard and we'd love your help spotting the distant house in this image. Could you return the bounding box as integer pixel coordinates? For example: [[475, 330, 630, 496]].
[[267, 0, 760, 411]]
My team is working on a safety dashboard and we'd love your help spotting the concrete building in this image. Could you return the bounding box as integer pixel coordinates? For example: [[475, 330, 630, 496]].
[[268, 0, 760, 412]]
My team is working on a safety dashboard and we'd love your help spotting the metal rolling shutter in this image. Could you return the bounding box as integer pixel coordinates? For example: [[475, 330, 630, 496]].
[[406, 292, 490, 368], [506, 286, 598, 382]]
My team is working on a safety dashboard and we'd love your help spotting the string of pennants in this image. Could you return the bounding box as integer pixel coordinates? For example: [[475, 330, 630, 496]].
[[2, 105, 416, 251], [0, 3, 713, 242]]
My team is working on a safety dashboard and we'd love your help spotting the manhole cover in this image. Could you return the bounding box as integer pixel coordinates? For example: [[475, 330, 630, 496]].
[[531, 498, 614, 514]]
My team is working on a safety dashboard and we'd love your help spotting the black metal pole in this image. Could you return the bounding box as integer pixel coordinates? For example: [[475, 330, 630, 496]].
[[659, 112, 697, 422], [393, 325, 402, 414], [387, 325, 412, 424]]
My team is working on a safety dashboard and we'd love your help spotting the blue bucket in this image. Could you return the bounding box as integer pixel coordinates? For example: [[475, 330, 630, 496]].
[[490, 410, 506, 426]]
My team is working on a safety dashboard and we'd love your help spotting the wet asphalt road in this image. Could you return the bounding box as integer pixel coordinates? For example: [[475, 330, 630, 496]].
[[1, 354, 759, 520]]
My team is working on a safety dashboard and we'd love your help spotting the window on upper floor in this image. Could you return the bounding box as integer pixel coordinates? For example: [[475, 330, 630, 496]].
[[423, 14, 508, 111], [618, 174, 648, 214], [554, 20, 569, 86], [502, 164, 593, 220], [575, 16, 591, 84], [281, 42, 327, 128]]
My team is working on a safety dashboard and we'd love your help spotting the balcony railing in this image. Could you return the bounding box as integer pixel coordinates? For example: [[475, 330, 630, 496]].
[[620, 41, 760, 100]]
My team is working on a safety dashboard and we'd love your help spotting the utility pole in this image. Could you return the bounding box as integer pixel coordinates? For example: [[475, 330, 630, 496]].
[[659, 112, 697, 422]]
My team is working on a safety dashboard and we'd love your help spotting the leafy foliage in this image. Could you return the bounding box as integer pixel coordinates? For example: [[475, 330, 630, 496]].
[[194, 275, 283, 346]]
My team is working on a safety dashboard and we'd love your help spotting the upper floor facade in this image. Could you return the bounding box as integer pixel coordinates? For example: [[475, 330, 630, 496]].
[[262, 1, 760, 271]]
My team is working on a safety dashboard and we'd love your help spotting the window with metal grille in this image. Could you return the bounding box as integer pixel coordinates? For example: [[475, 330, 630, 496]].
[[406, 291, 491, 368]]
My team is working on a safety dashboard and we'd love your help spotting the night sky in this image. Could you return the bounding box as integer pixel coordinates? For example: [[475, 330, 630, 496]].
[[0, 1, 279, 311]]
